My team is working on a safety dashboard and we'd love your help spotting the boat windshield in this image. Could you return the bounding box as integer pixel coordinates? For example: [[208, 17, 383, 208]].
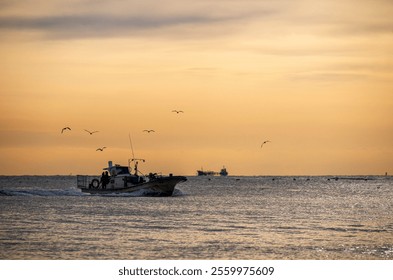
[[116, 166, 130, 175]]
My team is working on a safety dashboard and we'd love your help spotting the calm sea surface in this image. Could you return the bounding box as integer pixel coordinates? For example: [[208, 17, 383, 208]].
[[0, 175, 392, 260]]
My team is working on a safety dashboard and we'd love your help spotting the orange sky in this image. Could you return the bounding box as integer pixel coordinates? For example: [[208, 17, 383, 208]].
[[1, 0, 392, 175]]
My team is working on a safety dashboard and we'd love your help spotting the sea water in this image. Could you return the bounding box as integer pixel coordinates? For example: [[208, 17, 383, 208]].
[[0, 175, 392, 260]]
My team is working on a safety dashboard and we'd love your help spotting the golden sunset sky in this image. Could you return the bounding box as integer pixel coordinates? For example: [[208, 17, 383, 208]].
[[1, 0, 392, 175]]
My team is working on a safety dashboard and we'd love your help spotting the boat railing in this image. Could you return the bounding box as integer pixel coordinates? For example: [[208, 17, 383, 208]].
[[76, 175, 99, 189]]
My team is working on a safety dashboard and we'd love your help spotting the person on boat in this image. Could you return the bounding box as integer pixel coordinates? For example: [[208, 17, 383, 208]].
[[101, 171, 110, 189], [100, 172, 106, 189]]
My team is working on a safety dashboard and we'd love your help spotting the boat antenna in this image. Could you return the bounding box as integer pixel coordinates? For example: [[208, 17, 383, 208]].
[[128, 133, 145, 175], [129, 133, 135, 160]]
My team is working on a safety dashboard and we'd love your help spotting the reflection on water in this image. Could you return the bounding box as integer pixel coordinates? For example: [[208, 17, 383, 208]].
[[0, 176, 392, 259]]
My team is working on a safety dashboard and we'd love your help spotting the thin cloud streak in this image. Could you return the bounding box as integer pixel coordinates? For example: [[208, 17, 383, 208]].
[[290, 72, 368, 83], [0, 10, 275, 39]]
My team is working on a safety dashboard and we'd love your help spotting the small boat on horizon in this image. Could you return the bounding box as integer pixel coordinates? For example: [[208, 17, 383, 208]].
[[77, 160, 187, 196], [219, 166, 228, 176]]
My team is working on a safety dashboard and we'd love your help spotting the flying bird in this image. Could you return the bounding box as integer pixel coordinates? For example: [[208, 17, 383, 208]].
[[84, 129, 99, 135], [96, 147, 107, 151], [143, 130, 155, 133], [61, 127, 71, 133], [261, 140, 271, 148], [172, 110, 184, 114]]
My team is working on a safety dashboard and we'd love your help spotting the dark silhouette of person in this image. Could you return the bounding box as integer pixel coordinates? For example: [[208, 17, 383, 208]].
[[105, 171, 110, 187], [100, 172, 106, 189], [101, 172, 110, 189]]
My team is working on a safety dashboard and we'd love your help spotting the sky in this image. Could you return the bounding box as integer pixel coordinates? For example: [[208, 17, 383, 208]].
[[0, 0, 392, 176]]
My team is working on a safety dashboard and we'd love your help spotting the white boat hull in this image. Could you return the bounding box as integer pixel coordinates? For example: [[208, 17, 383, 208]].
[[77, 175, 186, 196]]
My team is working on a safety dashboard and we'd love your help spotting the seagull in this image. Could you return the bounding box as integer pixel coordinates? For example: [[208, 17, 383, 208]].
[[61, 127, 71, 133], [261, 140, 271, 148], [143, 130, 155, 133], [84, 129, 99, 135], [96, 147, 107, 151], [172, 110, 184, 114]]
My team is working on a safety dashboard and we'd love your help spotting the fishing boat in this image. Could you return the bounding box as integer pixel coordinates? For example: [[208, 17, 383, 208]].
[[77, 160, 187, 196]]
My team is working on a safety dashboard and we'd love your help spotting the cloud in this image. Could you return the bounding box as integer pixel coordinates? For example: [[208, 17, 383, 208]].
[[290, 72, 368, 83], [0, 14, 251, 40], [329, 22, 393, 36], [288, 0, 393, 37], [2, 0, 392, 41], [0, 1, 276, 40]]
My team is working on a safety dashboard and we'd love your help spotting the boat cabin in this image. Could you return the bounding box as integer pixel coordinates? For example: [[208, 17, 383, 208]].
[[104, 163, 130, 176]]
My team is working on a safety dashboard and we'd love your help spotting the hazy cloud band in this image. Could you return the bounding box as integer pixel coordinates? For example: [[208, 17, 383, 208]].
[[0, 11, 270, 39]]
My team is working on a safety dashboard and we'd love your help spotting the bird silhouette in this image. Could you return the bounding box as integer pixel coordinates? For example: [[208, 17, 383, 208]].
[[61, 127, 71, 133], [143, 130, 155, 133], [172, 110, 184, 114], [261, 140, 271, 148], [84, 129, 99, 135], [96, 147, 107, 151]]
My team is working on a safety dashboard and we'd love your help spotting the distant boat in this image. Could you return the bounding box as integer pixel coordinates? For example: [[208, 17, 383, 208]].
[[219, 166, 228, 176], [77, 160, 187, 196], [197, 166, 228, 176]]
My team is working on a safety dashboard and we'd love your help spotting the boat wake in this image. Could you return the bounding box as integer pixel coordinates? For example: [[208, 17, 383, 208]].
[[172, 188, 185, 196], [96, 188, 186, 197], [0, 189, 86, 197]]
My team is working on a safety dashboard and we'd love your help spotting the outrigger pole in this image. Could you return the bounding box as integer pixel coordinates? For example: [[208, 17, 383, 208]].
[[128, 133, 145, 175], [128, 133, 135, 160]]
